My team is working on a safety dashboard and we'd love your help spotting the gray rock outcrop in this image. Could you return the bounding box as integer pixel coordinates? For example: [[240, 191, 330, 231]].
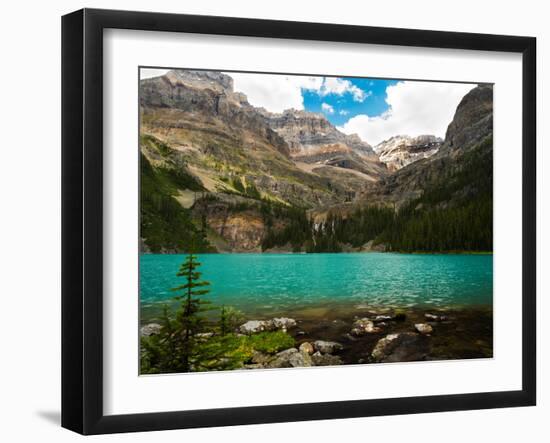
[[314, 340, 344, 354], [371, 332, 430, 363]]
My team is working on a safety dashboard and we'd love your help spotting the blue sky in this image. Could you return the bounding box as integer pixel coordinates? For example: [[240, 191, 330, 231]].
[[302, 77, 399, 126]]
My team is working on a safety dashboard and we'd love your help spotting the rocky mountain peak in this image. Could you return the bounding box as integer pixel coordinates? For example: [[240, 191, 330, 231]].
[[375, 134, 442, 171], [140, 70, 290, 157], [264, 108, 374, 157], [443, 84, 493, 152], [163, 69, 234, 93]]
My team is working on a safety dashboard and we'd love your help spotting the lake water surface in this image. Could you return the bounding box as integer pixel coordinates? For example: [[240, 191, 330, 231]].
[[140, 253, 492, 318]]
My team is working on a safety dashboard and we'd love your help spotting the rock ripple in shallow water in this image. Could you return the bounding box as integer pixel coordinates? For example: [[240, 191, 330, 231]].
[[350, 318, 381, 336]]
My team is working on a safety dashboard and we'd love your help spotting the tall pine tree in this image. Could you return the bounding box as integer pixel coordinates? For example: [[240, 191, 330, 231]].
[[171, 253, 212, 371]]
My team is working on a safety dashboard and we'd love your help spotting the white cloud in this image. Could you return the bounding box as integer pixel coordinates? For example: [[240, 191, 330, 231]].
[[321, 103, 334, 114], [338, 81, 476, 146], [339, 110, 349, 116], [320, 77, 368, 102], [230, 73, 369, 112], [140, 68, 169, 80], [230, 73, 323, 113]]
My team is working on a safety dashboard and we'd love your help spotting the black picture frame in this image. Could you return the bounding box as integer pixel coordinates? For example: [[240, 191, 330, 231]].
[[61, 8, 537, 435]]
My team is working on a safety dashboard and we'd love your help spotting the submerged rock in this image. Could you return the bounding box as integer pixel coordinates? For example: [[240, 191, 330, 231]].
[[311, 351, 343, 366], [351, 318, 381, 336], [371, 332, 430, 363], [415, 323, 433, 335], [140, 323, 161, 337], [272, 317, 297, 331], [314, 340, 344, 354], [393, 313, 407, 322], [425, 313, 449, 322]]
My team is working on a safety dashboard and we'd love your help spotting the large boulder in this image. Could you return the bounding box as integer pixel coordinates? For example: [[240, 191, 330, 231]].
[[371, 333, 430, 363], [290, 350, 313, 368], [266, 348, 312, 368], [314, 340, 344, 354], [239, 320, 273, 334], [239, 317, 297, 334]]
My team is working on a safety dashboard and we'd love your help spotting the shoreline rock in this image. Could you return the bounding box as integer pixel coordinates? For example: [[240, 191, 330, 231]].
[[239, 317, 297, 334], [314, 340, 344, 354], [140, 323, 161, 337], [299, 342, 314, 355], [272, 317, 297, 331], [239, 320, 273, 334], [350, 318, 381, 336], [371, 332, 430, 363], [311, 351, 343, 366], [266, 348, 313, 368], [414, 323, 433, 335]]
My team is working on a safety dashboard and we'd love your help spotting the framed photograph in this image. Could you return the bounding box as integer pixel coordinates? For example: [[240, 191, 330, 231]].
[[61, 8, 536, 435]]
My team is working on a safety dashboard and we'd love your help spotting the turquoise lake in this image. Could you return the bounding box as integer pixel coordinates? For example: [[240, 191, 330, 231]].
[[140, 253, 493, 318]]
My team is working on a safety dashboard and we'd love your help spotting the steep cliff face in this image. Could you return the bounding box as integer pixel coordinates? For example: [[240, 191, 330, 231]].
[[264, 109, 375, 157], [375, 135, 442, 172], [263, 109, 386, 179], [443, 84, 493, 153], [199, 202, 267, 252]]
